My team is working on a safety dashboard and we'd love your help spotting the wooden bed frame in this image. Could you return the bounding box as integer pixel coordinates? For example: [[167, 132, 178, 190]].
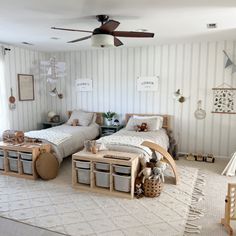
[[125, 113, 178, 184], [67, 111, 103, 126], [125, 113, 171, 131]]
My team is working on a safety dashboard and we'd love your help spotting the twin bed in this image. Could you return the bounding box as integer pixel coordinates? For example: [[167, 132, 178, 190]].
[[25, 110, 171, 166]]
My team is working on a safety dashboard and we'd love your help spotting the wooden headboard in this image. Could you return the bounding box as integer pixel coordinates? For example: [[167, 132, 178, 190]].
[[67, 111, 103, 126], [125, 113, 171, 131]]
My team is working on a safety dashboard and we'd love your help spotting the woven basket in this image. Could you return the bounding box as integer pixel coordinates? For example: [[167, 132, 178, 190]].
[[143, 179, 163, 198]]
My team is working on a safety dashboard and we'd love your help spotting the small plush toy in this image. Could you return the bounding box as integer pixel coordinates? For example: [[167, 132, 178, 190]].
[[137, 123, 148, 132], [72, 119, 79, 126], [152, 161, 168, 182], [138, 167, 152, 183], [135, 183, 144, 198]]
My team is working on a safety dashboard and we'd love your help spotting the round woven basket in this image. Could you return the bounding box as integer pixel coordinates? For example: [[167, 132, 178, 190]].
[[144, 179, 163, 198]]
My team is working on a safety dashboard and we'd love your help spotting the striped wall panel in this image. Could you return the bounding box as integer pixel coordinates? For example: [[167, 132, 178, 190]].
[[4, 45, 48, 131], [48, 41, 236, 157]]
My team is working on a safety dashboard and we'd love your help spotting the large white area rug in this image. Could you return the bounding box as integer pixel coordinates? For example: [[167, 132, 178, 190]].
[[0, 158, 203, 236]]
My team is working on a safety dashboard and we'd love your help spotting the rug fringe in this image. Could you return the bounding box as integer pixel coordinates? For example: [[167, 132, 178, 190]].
[[184, 171, 205, 235]]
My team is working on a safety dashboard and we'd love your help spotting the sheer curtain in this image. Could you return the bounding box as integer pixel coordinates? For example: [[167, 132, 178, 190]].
[[0, 47, 10, 135]]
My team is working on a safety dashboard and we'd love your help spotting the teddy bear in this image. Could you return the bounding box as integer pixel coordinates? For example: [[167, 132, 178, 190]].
[[72, 119, 79, 126], [136, 123, 148, 132]]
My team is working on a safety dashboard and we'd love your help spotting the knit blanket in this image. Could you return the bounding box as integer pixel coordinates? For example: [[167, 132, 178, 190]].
[[25, 130, 72, 146]]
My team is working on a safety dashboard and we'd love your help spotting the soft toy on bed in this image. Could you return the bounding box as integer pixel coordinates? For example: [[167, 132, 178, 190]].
[[136, 122, 148, 132], [72, 119, 79, 126]]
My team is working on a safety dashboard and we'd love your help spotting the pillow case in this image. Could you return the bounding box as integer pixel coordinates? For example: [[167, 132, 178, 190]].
[[132, 115, 163, 130], [126, 117, 161, 131], [67, 110, 94, 126]]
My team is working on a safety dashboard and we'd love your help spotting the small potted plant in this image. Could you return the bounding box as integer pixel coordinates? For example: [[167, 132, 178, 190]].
[[102, 111, 116, 126]]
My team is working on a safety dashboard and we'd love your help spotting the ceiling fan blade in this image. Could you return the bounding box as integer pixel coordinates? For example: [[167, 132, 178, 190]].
[[51, 27, 92, 33], [113, 31, 154, 38], [100, 20, 120, 32], [67, 35, 91, 43], [114, 37, 123, 47]]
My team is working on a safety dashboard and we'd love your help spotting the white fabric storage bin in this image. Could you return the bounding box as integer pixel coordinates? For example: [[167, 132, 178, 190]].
[[95, 162, 110, 171], [113, 165, 131, 175], [76, 168, 90, 185], [19, 152, 32, 160], [0, 156, 4, 170], [8, 157, 18, 172], [94, 170, 110, 188], [0, 149, 4, 156], [21, 160, 33, 175], [7, 151, 18, 158], [75, 160, 90, 169], [113, 174, 131, 193]]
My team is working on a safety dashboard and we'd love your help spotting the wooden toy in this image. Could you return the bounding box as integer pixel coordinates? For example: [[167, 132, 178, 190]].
[[205, 154, 215, 163], [196, 154, 205, 162], [186, 153, 196, 161], [221, 183, 236, 236]]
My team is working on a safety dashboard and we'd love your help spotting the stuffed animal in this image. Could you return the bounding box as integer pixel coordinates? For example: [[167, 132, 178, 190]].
[[135, 183, 144, 198], [72, 119, 79, 126], [138, 167, 152, 183], [136, 123, 148, 132], [152, 161, 168, 182]]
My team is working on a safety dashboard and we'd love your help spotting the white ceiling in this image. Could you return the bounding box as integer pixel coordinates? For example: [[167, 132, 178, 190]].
[[1, 0, 236, 51]]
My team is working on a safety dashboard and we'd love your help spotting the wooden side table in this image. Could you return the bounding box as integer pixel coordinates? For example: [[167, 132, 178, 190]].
[[42, 121, 64, 129], [72, 150, 140, 199], [100, 125, 123, 137], [0, 142, 50, 180]]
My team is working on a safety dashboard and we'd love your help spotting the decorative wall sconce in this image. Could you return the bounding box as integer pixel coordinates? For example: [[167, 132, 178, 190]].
[[173, 89, 186, 103], [49, 87, 63, 99]]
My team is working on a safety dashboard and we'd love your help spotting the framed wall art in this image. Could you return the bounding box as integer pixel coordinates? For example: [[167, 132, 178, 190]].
[[18, 74, 35, 101], [212, 84, 236, 114]]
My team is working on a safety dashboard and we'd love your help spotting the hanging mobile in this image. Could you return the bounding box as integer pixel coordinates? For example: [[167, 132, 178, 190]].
[[194, 100, 206, 120], [9, 88, 16, 110]]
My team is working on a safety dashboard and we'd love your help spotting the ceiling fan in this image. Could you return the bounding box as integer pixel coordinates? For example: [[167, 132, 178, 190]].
[[51, 15, 154, 47]]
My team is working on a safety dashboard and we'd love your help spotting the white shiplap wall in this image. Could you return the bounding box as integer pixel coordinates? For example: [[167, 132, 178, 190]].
[[48, 41, 236, 157], [4, 45, 48, 131]]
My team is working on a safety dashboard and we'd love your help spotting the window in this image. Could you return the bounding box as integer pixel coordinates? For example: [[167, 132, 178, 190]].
[[0, 49, 9, 135]]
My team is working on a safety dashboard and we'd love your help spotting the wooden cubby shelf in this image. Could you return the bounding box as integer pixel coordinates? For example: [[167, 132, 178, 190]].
[[72, 150, 140, 199], [0, 141, 50, 180]]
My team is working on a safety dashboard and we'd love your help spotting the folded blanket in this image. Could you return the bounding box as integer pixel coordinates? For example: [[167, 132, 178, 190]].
[[25, 130, 72, 146], [97, 135, 152, 157]]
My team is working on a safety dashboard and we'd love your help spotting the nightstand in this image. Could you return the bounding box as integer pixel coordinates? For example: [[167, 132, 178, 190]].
[[42, 121, 65, 129], [100, 125, 123, 137]]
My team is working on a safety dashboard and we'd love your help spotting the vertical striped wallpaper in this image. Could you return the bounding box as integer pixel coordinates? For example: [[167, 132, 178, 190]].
[[4, 45, 48, 131], [48, 41, 236, 158]]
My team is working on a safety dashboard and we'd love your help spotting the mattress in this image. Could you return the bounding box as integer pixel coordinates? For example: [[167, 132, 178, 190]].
[[97, 128, 169, 161], [25, 123, 100, 164]]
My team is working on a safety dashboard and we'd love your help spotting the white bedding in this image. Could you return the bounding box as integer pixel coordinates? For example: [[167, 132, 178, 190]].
[[97, 128, 169, 161], [25, 123, 100, 164]]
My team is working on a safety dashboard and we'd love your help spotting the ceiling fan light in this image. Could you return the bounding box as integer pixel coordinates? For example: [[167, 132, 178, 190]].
[[91, 34, 114, 47]]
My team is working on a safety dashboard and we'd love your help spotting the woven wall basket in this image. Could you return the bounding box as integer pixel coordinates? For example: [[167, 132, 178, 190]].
[[144, 178, 163, 198]]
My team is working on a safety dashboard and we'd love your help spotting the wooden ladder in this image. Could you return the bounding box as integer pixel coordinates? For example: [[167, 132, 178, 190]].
[[221, 183, 236, 236]]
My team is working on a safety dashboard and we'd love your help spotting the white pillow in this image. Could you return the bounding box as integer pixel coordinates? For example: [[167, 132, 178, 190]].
[[126, 117, 161, 131], [132, 115, 163, 130], [67, 110, 94, 126]]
